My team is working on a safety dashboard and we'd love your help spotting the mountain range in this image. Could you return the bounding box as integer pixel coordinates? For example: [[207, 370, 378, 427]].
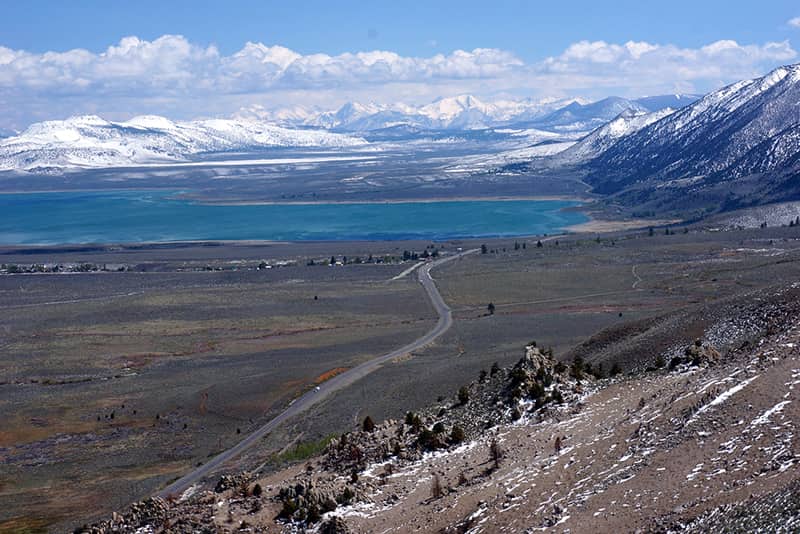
[[1, 61, 799, 218], [0, 92, 698, 171], [237, 93, 699, 132], [0, 115, 366, 171]]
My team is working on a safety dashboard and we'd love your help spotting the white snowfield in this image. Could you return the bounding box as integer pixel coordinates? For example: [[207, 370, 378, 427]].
[[0, 115, 368, 171], [557, 108, 676, 162]]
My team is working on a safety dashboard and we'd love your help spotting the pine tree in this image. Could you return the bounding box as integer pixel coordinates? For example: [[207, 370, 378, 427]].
[[362, 415, 375, 432]]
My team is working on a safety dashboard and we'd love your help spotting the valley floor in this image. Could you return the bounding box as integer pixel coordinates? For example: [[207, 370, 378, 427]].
[[5, 222, 800, 532]]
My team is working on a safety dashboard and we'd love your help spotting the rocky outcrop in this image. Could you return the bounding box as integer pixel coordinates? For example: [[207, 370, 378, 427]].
[[74, 497, 169, 533], [273, 345, 583, 528], [214, 473, 253, 493], [669, 339, 722, 369]]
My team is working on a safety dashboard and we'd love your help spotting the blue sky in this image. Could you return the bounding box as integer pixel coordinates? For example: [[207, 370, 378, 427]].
[[0, 1, 799, 128], [4, 0, 799, 58]]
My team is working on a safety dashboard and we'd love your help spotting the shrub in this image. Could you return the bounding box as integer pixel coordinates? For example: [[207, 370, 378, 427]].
[[509, 367, 529, 386], [489, 439, 503, 468], [405, 411, 422, 432], [432, 422, 445, 434], [306, 503, 321, 524], [450, 425, 465, 444], [595, 363, 605, 378], [417, 428, 437, 450], [279, 498, 298, 519], [362, 416, 375, 432], [431, 473, 443, 499], [458, 386, 470, 405], [571, 356, 585, 380], [337, 487, 355, 505], [529, 381, 545, 399]]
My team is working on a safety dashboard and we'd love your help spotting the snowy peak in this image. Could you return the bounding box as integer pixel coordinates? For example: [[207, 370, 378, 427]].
[[532, 97, 652, 132], [419, 95, 490, 120], [0, 115, 368, 171], [237, 94, 683, 133], [124, 115, 179, 130]]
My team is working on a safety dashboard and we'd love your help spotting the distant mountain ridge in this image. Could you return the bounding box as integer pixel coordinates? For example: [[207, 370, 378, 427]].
[[0, 115, 367, 171], [237, 93, 699, 132]]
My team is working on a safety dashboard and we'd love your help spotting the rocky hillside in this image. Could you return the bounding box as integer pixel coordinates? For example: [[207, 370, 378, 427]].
[[76, 284, 800, 533]]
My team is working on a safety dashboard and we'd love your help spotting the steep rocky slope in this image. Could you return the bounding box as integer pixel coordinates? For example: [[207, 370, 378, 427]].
[[584, 64, 800, 211]]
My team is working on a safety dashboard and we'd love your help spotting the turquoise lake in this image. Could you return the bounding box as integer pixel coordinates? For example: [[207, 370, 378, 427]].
[[0, 191, 588, 244]]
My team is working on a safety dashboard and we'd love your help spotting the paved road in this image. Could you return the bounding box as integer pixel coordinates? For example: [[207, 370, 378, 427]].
[[157, 248, 479, 498]]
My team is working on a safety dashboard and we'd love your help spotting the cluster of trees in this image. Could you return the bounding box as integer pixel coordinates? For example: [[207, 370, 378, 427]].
[[401, 248, 440, 261], [648, 226, 689, 236], [314, 247, 445, 266], [481, 241, 541, 255], [0, 262, 124, 274], [403, 410, 466, 451], [570, 355, 621, 380]]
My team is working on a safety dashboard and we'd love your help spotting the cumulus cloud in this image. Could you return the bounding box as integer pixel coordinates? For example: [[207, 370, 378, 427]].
[[538, 39, 796, 95], [790, 17, 800, 28], [0, 35, 521, 95], [0, 35, 796, 128]]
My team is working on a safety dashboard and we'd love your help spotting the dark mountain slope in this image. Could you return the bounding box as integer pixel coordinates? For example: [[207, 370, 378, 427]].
[[584, 64, 800, 211]]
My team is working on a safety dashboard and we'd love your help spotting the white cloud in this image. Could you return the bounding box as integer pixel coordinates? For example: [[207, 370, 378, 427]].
[[538, 39, 796, 95], [789, 17, 800, 28], [0, 35, 796, 129]]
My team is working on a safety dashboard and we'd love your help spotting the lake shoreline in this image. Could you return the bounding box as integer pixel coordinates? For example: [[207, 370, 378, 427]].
[[188, 194, 590, 206]]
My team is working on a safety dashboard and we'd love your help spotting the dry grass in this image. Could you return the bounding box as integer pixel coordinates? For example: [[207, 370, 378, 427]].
[[314, 367, 349, 384]]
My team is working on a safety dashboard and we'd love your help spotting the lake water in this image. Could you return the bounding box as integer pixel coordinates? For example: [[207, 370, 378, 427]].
[[0, 190, 588, 244]]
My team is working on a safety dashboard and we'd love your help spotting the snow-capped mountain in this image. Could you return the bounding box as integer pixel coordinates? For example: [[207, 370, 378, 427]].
[[558, 108, 676, 162], [237, 96, 590, 132], [585, 63, 800, 202], [269, 94, 693, 133], [0, 115, 367, 171], [526, 97, 653, 132]]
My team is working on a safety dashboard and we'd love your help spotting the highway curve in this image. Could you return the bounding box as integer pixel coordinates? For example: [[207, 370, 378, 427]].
[[158, 247, 479, 498]]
